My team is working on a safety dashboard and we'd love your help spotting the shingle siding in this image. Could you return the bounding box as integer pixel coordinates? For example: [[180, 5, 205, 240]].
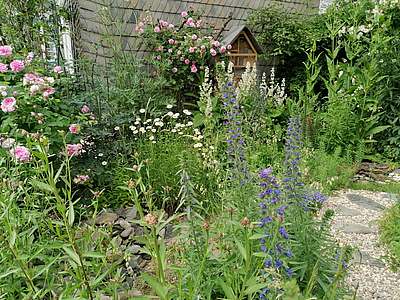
[[76, 0, 320, 65]]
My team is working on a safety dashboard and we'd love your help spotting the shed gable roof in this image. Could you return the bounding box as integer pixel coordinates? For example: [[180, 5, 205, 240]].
[[221, 25, 264, 54]]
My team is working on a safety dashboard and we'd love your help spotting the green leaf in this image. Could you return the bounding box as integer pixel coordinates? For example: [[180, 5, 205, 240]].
[[63, 247, 81, 266], [245, 282, 269, 295], [217, 277, 236, 299], [234, 237, 246, 260], [0, 268, 19, 280], [364, 125, 390, 137], [82, 251, 105, 259], [67, 200, 75, 226], [31, 180, 53, 192], [141, 273, 169, 299]]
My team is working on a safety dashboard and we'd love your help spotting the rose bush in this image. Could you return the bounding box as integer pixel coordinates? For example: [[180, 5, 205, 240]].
[[0, 46, 89, 154], [137, 7, 231, 91]]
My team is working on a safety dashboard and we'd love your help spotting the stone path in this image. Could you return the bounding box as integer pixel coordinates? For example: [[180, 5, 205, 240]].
[[318, 190, 400, 299]]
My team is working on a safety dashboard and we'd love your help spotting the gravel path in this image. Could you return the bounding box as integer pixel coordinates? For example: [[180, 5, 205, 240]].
[[318, 189, 400, 300]]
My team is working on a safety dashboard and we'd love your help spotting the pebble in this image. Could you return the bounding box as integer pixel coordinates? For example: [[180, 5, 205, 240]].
[[318, 189, 400, 299]]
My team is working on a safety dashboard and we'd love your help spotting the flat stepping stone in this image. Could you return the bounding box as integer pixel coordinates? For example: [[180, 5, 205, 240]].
[[351, 250, 386, 268], [382, 193, 398, 202], [346, 194, 386, 211], [332, 222, 377, 233], [336, 205, 361, 216]]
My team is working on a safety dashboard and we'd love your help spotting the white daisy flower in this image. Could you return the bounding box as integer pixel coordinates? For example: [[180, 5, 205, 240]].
[[173, 113, 180, 119], [209, 146, 214, 149], [102, 161, 107, 165], [183, 109, 192, 115], [140, 127, 146, 133], [129, 125, 136, 130], [140, 109, 146, 113], [187, 121, 193, 126], [166, 104, 173, 109], [154, 118, 160, 122], [146, 126, 152, 130], [149, 136, 154, 140], [134, 121, 140, 125], [98, 153, 104, 156], [171, 129, 177, 133], [136, 117, 141, 121], [151, 129, 156, 132], [133, 130, 138, 134], [114, 126, 120, 130], [146, 119, 152, 123], [167, 111, 173, 117], [152, 141, 156, 144]]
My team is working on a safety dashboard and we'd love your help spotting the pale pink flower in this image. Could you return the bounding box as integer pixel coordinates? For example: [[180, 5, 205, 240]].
[[187, 17, 194, 23], [30, 85, 40, 93], [10, 60, 25, 72], [30, 111, 35, 116], [13, 91, 18, 96], [1, 91, 6, 97], [227, 44, 232, 50], [154, 27, 160, 33], [168, 24, 174, 29], [2, 138, 15, 148], [0, 63, 7, 73], [43, 91, 49, 98], [23, 73, 36, 85], [168, 49, 173, 53], [200, 45, 206, 52], [180, 57, 185, 61], [90, 114, 95, 120], [38, 120, 43, 124], [53, 66, 62, 73], [157, 46, 163, 51], [69, 123, 81, 134], [177, 50, 182, 55], [210, 48, 217, 56], [168, 39, 174, 44], [220, 46, 226, 52], [37, 113, 43, 117], [65, 144, 82, 156], [163, 21, 168, 27], [191, 65, 198, 73], [172, 67, 178, 73], [0, 45, 12, 57], [138, 22, 144, 27], [189, 47, 195, 53], [181, 11, 188, 18], [10, 146, 30, 162], [192, 34, 197, 40], [189, 22, 195, 28], [185, 59, 190, 64], [157, 55, 161, 60], [1, 97, 16, 112], [158, 20, 164, 24], [73, 174, 89, 184], [139, 28, 144, 34], [81, 105, 90, 113]]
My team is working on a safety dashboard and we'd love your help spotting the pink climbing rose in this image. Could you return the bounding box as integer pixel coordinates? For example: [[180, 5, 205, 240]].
[[0, 45, 12, 57], [0, 63, 7, 73], [69, 123, 81, 134], [10, 146, 30, 162], [1, 97, 16, 112], [10, 60, 25, 72]]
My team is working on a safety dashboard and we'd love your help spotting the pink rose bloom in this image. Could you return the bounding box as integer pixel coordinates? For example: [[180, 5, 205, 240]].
[[157, 46, 163, 51], [69, 123, 81, 134], [168, 24, 174, 29], [163, 21, 168, 27], [191, 65, 198, 73], [31, 111, 35, 116], [1, 97, 16, 112], [187, 17, 194, 23], [168, 49, 173, 53], [157, 55, 161, 60], [189, 22, 195, 28], [0, 63, 8, 73], [172, 67, 178, 73], [227, 44, 232, 50], [185, 59, 190, 64], [90, 114, 95, 120], [180, 57, 185, 61], [23, 73, 36, 85], [158, 20, 164, 24], [200, 45, 206, 52], [192, 34, 197, 40], [210, 48, 217, 56], [138, 22, 144, 27], [53, 66, 62, 73], [220, 46, 226, 52], [65, 144, 83, 156], [139, 28, 144, 34], [10, 146, 30, 162], [38, 120, 43, 124], [154, 27, 160, 33], [168, 39, 174, 44], [200, 66, 204, 70], [10, 60, 25, 72], [37, 113, 43, 117], [13, 91, 18, 96], [181, 11, 188, 18], [0, 45, 12, 57], [43, 91, 49, 98], [177, 50, 182, 55], [175, 40, 179, 45], [81, 105, 90, 113], [30, 85, 40, 93], [189, 47, 195, 53]]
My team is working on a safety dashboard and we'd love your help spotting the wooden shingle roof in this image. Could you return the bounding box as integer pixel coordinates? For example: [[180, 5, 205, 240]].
[[76, 0, 320, 65]]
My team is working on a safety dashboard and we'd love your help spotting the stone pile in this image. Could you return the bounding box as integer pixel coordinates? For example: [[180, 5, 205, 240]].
[[82, 206, 176, 300], [353, 162, 400, 184]]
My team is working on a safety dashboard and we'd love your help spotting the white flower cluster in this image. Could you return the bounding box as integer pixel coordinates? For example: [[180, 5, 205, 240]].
[[259, 67, 287, 106]]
